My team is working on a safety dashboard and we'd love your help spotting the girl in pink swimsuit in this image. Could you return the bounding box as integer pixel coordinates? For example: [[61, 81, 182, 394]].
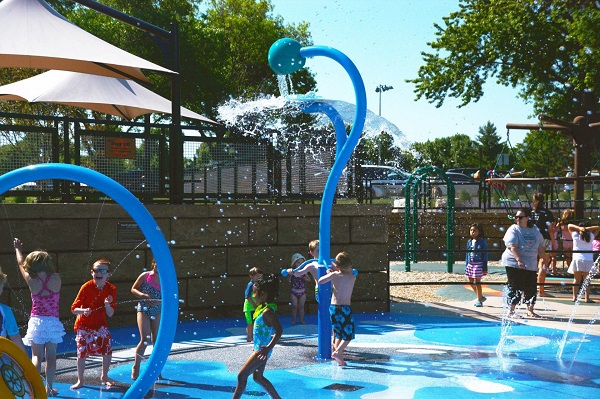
[[287, 253, 311, 324], [14, 238, 65, 397], [130, 259, 162, 380]]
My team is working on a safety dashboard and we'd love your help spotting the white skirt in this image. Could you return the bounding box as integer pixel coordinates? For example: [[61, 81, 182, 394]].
[[23, 316, 66, 346], [567, 259, 595, 274]]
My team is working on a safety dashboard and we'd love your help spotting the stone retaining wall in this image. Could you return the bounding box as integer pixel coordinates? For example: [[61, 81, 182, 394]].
[[0, 203, 390, 332]]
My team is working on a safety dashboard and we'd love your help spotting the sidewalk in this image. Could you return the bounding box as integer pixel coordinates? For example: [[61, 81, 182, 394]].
[[392, 261, 600, 336]]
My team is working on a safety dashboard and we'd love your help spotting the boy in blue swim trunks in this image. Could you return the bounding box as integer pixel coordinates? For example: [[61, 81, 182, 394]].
[[318, 251, 356, 366]]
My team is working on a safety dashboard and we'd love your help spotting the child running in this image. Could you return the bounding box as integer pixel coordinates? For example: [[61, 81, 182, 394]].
[[318, 251, 356, 366], [464, 224, 488, 307], [70, 258, 117, 389], [232, 273, 283, 399], [14, 238, 65, 397]]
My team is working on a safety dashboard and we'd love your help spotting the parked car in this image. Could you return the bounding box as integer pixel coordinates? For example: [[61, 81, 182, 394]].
[[432, 172, 480, 197], [359, 165, 410, 198], [446, 168, 483, 179]]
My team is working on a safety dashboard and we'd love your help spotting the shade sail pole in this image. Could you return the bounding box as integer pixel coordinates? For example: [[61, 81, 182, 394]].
[[73, 0, 183, 203]]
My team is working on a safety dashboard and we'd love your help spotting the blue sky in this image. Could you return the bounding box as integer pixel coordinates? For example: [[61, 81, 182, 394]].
[[270, 0, 537, 145]]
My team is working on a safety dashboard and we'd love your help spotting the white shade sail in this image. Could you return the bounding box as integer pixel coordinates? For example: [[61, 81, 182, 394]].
[[0, 70, 217, 124], [0, 0, 174, 82]]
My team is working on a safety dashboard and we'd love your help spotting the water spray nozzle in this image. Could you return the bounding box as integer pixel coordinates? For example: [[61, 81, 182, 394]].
[[268, 38, 306, 75]]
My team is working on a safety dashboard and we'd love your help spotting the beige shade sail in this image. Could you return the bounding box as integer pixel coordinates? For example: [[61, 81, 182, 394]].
[[0, 0, 174, 82], [0, 70, 217, 124]]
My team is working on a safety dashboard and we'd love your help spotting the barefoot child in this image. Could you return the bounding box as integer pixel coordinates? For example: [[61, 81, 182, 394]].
[[243, 267, 263, 342], [285, 239, 320, 301], [70, 258, 116, 389], [464, 224, 488, 307], [14, 238, 65, 397], [130, 259, 162, 380], [318, 251, 356, 366], [232, 274, 283, 399], [287, 253, 311, 324], [567, 222, 600, 303]]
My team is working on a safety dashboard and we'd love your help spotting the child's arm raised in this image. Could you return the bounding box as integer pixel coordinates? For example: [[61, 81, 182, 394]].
[[12, 238, 30, 282]]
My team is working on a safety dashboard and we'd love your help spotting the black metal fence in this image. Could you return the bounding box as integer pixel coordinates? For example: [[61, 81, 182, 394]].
[[0, 112, 354, 203], [3, 112, 600, 211]]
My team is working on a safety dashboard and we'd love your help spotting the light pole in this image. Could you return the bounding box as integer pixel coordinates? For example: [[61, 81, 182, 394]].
[[375, 84, 393, 163], [376, 84, 394, 116]]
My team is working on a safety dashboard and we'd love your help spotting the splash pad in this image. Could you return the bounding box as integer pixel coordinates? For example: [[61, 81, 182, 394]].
[[2, 40, 599, 399]]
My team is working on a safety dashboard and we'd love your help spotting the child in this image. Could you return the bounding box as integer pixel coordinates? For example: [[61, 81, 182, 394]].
[[287, 253, 311, 324], [232, 274, 283, 399], [464, 224, 488, 307], [567, 222, 600, 303], [285, 239, 320, 301], [556, 209, 575, 272], [318, 251, 356, 366], [130, 259, 161, 380], [0, 266, 27, 353], [14, 238, 65, 397], [70, 258, 117, 389], [243, 267, 263, 342]]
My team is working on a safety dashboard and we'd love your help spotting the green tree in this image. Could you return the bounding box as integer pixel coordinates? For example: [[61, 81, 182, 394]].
[[359, 132, 403, 167], [512, 131, 573, 177], [410, 134, 478, 170], [407, 0, 600, 120], [475, 121, 505, 169], [29, 0, 316, 122]]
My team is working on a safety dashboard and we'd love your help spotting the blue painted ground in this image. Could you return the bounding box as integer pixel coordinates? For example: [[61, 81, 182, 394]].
[[48, 308, 600, 398]]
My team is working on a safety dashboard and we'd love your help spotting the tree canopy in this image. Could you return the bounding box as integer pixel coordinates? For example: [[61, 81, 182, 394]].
[[4, 0, 316, 123], [407, 0, 600, 120], [476, 121, 505, 169], [409, 134, 479, 170]]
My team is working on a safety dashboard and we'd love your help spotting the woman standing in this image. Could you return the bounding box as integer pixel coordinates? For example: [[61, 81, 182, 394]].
[[501, 208, 546, 318]]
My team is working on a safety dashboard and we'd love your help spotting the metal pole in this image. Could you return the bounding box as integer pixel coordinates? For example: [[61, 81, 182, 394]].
[[170, 22, 183, 204], [72, 0, 183, 204]]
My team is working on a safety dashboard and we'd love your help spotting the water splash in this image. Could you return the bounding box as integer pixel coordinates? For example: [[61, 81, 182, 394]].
[[556, 262, 599, 359], [495, 285, 513, 360], [216, 92, 409, 149]]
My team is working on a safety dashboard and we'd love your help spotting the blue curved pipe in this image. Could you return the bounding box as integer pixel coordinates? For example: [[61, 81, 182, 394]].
[[0, 164, 177, 399], [269, 39, 366, 360], [301, 101, 347, 153]]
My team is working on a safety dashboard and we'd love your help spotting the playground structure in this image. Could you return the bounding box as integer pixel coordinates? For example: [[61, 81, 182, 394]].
[[504, 92, 600, 220]]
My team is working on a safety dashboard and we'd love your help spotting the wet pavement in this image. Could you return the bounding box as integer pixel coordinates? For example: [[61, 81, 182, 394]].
[[45, 272, 600, 398]]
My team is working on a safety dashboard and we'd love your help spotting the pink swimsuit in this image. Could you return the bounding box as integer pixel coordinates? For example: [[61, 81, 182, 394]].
[[31, 274, 60, 317], [23, 273, 65, 346]]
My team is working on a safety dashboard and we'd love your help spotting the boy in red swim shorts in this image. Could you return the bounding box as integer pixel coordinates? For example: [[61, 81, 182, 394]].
[[70, 258, 116, 389]]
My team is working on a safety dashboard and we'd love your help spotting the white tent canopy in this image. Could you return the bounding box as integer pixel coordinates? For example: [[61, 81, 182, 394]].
[[0, 70, 217, 124], [0, 0, 173, 82]]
